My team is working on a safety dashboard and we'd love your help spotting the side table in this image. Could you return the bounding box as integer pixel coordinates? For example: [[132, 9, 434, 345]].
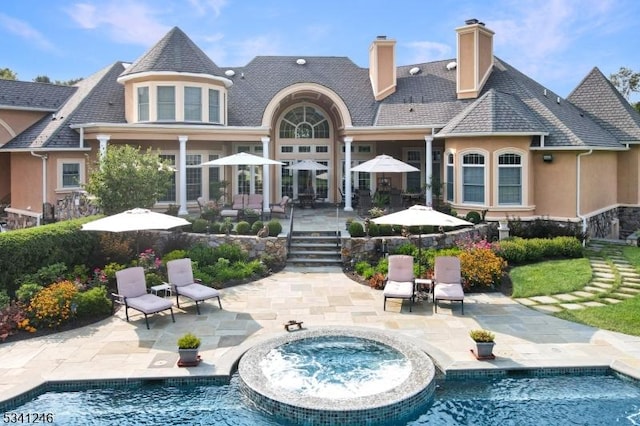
[[414, 278, 433, 302], [151, 283, 172, 298]]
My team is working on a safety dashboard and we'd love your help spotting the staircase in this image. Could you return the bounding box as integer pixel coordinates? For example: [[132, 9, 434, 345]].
[[287, 230, 342, 267]]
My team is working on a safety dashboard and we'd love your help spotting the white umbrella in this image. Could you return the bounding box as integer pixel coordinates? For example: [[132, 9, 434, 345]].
[[372, 205, 472, 275], [286, 160, 328, 170], [350, 154, 419, 174], [199, 152, 283, 166], [82, 208, 190, 233]]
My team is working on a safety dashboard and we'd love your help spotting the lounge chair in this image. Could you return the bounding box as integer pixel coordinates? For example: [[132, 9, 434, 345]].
[[166, 258, 222, 314], [231, 194, 248, 210], [383, 255, 416, 312], [270, 196, 290, 218], [246, 194, 263, 211], [114, 267, 175, 329], [433, 256, 464, 314]]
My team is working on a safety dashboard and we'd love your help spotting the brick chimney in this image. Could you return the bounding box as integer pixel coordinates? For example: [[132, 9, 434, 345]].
[[456, 19, 494, 99], [369, 36, 397, 101]]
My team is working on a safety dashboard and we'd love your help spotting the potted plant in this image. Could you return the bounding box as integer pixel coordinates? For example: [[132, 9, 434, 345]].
[[177, 332, 201, 365], [469, 329, 495, 359]]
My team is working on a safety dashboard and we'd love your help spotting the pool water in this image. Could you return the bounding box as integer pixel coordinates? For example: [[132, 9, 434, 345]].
[[11, 373, 640, 425]]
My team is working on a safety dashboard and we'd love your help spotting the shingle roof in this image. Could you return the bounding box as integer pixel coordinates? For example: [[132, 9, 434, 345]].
[[0, 79, 76, 111], [568, 67, 640, 143], [119, 26, 224, 78], [2, 62, 125, 149], [437, 89, 549, 136]]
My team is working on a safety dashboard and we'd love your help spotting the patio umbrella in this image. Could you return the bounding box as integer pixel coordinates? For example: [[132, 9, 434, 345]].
[[82, 208, 190, 253], [82, 208, 190, 233], [199, 152, 284, 167], [350, 154, 419, 174], [286, 159, 328, 170], [372, 205, 472, 275]]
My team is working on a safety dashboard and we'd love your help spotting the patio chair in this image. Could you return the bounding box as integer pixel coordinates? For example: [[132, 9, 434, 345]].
[[383, 255, 416, 312], [270, 196, 290, 218], [247, 194, 263, 211], [114, 267, 175, 329], [166, 258, 222, 314], [358, 191, 372, 216], [433, 256, 464, 314]]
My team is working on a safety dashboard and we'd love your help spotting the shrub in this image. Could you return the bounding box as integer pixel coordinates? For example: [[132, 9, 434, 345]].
[[495, 236, 583, 265], [251, 221, 264, 234], [98, 232, 135, 265], [235, 221, 252, 235], [0, 291, 9, 310], [162, 250, 188, 264], [145, 272, 165, 288], [17, 262, 68, 288], [349, 221, 365, 237], [191, 218, 209, 233], [354, 260, 375, 279], [367, 222, 380, 237], [494, 238, 528, 264], [267, 220, 282, 237], [378, 224, 393, 236], [188, 243, 248, 266], [465, 211, 482, 224], [73, 286, 112, 318], [459, 249, 507, 291], [102, 262, 126, 284], [0, 302, 34, 341], [15, 283, 44, 304], [28, 280, 79, 329], [209, 222, 222, 234], [369, 272, 385, 289]]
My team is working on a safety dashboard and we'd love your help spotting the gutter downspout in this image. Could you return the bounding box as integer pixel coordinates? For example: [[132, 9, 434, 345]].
[[30, 151, 48, 226], [577, 149, 593, 244]]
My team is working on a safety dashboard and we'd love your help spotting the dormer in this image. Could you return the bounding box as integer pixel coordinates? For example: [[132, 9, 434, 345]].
[[369, 36, 397, 101], [116, 27, 232, 124], [456, 19, 494, 100]]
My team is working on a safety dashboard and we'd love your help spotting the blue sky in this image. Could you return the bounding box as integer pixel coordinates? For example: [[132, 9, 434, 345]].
[[1, 0, 639, 101]]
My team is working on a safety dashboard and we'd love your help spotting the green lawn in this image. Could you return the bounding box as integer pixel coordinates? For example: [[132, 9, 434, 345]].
[[510, 258, 592, 298], [555, 297, 640, 336]]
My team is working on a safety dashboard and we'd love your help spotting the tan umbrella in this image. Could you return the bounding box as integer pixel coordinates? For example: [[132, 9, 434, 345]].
[[81, 208, 190, 232], [199, 152, 283, 166], [286, 160, 328, 170], [372, 205, 472, 275], [350, 154, 419, 174]]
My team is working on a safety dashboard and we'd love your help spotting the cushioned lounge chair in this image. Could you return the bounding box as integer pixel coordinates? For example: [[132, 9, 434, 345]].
[[167, 258, 222, 314], [270, 196, 290, 218], [433, 256, 464, 314], [383, 255, 416, 312], [114, 267, 175, 329]]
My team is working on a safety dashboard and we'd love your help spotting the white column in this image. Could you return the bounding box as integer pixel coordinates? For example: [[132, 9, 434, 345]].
[[344, 137, 353, 212], [178, 135, 189, 215], [424, 135, 433, 206], [261, 136, 271, 215], [96, 134, 110, 169]]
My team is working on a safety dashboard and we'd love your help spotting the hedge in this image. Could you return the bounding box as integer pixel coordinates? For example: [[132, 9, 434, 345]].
[[0, 217, 100, 296]]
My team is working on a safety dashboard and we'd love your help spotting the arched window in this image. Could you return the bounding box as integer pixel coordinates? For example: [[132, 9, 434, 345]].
[[462, 153, 485, 204], [498, 153, 522, 205], [279, 106, 329, 138]]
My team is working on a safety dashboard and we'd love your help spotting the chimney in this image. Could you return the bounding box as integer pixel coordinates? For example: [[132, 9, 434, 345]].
[[369, 36, 396, 101], [455, 19, 494, 99]]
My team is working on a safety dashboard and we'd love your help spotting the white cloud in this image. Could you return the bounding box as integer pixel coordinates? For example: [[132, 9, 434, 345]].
[[66, 1, 170, 46], [187, 0, 228, 17], [226, 35, 282, 66], [0, 13, 56, 51], [404, 41, 452, 64]]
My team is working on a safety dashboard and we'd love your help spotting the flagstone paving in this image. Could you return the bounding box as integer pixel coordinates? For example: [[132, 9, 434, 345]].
[[517, 240, 640, 312]]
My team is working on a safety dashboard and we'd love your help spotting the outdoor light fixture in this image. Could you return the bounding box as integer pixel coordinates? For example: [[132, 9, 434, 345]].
[[543, 154, 553, 163]]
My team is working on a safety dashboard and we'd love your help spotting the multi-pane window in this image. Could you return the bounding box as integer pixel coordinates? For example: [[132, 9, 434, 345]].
[[462, 153, 485, 204], [406, 150, 422, 193], [446, 153, 454, 202], [209, 89, 220, 123], [279, 106, 330, 139], [62, 163, 80, 188], [281, 160, 294, 198], [186, 154, 202, 201], [157, 86, 175, 120], [184, 87, 202, 121], [137, 87, 149, 121], [498, 153, 522, 205], [159, 155, 176, 202], [207, 154, 222, 201]]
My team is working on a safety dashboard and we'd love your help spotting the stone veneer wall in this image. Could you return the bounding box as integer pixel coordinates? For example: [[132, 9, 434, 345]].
[[618, 206, 640, 239], [340, 225, 490, 266]]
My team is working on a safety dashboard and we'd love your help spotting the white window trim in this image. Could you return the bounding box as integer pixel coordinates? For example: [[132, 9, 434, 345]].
[[459, 148, 489, 207], [445, 149, 456, 203], [494, 148, 527, 207], [56, 158, 85, 192]]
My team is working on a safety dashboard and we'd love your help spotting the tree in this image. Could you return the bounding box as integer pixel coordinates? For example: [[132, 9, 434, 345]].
[[609, 67, 640, 100], [0, 68, 17, 80], [33, 75, 51, 83], [84, 145, 173, 215]]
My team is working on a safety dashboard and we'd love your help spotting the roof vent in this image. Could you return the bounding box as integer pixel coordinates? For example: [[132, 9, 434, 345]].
[[465, 18, 479, 25], [224, 69, 235, 77], [296, 58, 306, 65], [409, 67, 420, 75], [556, 96, 561, 104], [377, 35, 387, 40], [446, 61, 457, 71], [543, 88, 548, 97]]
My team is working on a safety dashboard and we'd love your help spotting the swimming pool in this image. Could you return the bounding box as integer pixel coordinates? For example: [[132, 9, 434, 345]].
[[7, 372, 640, 425]]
